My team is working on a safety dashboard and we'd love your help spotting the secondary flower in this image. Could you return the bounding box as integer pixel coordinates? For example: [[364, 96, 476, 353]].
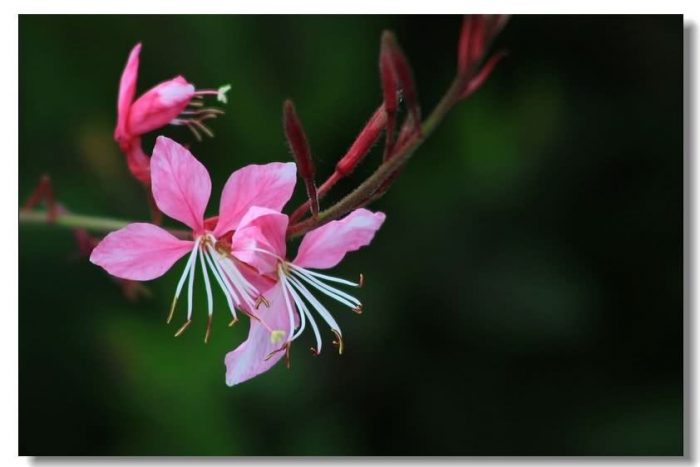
[[115, 43, 230, 183], [224, 207, 385, 386], [90, 135, 297, 341]]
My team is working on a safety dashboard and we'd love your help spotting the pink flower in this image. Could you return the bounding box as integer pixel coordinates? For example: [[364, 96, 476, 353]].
[[115, 43, 230, 183], [224, 207, 386, 386], [90, 135, 297, 340]]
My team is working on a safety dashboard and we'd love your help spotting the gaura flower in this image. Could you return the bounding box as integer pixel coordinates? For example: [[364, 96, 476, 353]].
[[115, 43, 230, 183], [90, 135, 297, 341], [224, 207, 386, 386]]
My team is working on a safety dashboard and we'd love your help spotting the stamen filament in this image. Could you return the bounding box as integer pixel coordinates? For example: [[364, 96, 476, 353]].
[[168, 237, 201, 323], [198, 249, 214, 342], [290, 264, 361, 287], [205, 245, 242, 305], [278, 268, 297, 345], [186, 246, 199, 321], [281, 273, 308, 341], [203, 248, 238, 321], [284, 274, 323, 353], [287, 275, 342, 336], [291, 267, 361, 309]]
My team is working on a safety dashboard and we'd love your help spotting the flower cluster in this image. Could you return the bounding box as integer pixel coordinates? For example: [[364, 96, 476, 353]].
[[90, 136, 385, 385], [21, 15, 507, 386]]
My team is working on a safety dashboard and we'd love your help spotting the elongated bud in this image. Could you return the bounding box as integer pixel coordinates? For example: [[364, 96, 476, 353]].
[[457, 15, 474, 75], [469, 15, 486, 70], [283, 100, 319, 217], [379, 37, 398, 159], [456, 14, 508, 101], [381, 31, 420, 128], [458, 15, 508, 78], [336, 104, 387, 176], [459, 50, 508, 100]]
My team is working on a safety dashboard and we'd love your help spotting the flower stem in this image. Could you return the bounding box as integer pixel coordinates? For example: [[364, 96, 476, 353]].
[[19, 210, 190, 239]]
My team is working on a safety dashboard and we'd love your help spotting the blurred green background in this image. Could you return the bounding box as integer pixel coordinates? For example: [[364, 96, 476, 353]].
[[19, 15, 682, 455]]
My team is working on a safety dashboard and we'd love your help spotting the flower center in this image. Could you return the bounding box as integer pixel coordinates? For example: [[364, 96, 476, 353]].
[[167, 232, 265, 343]]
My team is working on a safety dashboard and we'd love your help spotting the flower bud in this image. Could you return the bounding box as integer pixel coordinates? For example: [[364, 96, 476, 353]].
[[127, 76, 195, 136], [283, 100, 319, 216]]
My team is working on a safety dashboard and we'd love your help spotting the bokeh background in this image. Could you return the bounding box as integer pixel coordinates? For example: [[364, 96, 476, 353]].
[[19, 15, 683, 455]]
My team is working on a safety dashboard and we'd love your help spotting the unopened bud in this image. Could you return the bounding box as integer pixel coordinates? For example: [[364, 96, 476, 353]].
[[283, 100, 319, 216]]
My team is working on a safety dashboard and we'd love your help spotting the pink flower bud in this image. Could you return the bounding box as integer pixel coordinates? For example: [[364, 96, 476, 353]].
[[127, 76, 195, 136]]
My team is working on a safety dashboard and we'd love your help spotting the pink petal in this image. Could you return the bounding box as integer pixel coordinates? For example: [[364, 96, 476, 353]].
[[115, 43, 141, 143], [293, 208, 386, 269], [127, 76, 195, 136], [89, 223, 193, 281], [213, 162, 297, 237], [231, 207, 288, 276], [225, 282, 297, 386], [150, 136, 211, 231]]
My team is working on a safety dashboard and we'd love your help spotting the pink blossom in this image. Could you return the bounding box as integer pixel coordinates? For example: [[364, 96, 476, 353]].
[[90, 135, 296, 340], [225, 208, 386, 386], [114, 43, 230, 182]]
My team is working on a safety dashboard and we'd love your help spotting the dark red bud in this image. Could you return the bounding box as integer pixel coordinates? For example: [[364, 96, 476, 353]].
[[283, 100, 319, 216], [381, 31, 420, 128], [457, 15, 473, 76], [336, 104, 387, 176], [379, 38, 398, 159]]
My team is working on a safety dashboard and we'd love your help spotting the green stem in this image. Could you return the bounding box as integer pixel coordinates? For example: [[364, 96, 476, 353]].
[[19, 210, 190, 239], [287, 78, 463, 238]]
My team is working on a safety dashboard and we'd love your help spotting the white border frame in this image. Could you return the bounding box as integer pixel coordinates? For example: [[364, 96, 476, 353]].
[[4, 1, 698, 466]]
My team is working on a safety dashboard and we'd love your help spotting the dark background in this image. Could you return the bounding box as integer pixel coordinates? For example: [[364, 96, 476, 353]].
[[19, 15, 683, 455]]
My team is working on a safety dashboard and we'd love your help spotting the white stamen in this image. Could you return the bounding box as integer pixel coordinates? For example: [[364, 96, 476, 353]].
[[205, 245, 242, 305], [173, 238, 201, 300], [203, 249, 237, 321], [290, 264, 360, 287], [198, 248, 214, 317], [186, 246, 199, 320], [280, 273, 307, 342], [287, 274, 342, 336], [283, 276, 322, 352], [278, 267, 297, 344], [291, 267, 361, 309], [208, 244, 259, 309]]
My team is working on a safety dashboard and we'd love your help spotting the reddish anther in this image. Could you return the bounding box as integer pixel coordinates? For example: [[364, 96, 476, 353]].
[[283, 100, 319, 217]]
